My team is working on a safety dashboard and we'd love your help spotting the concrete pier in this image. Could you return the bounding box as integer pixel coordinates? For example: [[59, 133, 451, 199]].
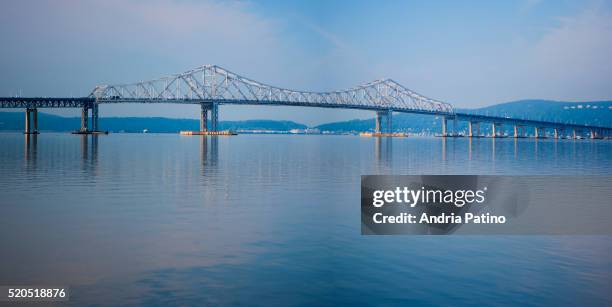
[[80, 107, 89, 132], [91, 104, 99, 132], [375, 110, 392, 134], [24, 108, 39, 134], [200, 103, 208, 132], [441, 116, 447, 137], [211, 102, 219, 132], [72, 104, 106, 134], [199, 102, 220, 132], [492, 123, 502, 138], [472, 122, 481, 137], [512, 125, 525, 138], [534, 127, 546, 139], [25, 109, 30, 134], [182, 102, 231, 136]]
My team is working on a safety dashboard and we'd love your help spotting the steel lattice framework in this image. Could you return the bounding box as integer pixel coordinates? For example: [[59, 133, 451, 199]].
[[90, 65, 454, 115]]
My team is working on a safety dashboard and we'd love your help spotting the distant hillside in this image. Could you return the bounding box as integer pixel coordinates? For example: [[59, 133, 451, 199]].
[[0, 112, 306, 132], [316, 100, 612, 134], [465, 100, 612, 127]]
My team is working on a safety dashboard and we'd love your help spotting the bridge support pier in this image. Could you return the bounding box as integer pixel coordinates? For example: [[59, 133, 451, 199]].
[[375, 111, 392, 134], [534, 127, 545, 138], [80, 107, 89, 132], [211, 102, 219, 132], [513, 125, 518, 138], [200, 103, 208, 132], [198, 102, 220, 133], [572, 129, 577, 139], [73, 104, 105, 134], [554, 128, 559, 139], [467, 121, 481, 137], [441, 116, 447, 137], [24, 108, 39, 134], [492, 123, 502, 138], [33, 108, 38, 133], [512, 125, 525, 138], [91, 104, 99, 132]]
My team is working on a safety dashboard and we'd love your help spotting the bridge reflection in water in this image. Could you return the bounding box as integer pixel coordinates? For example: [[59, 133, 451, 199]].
[[374, 137, 393, 171], [79, 135, 99, 174], [200, 136, 219, 173], [435, 136, 602, 167], [19, 134, 607, 182], [24, 134, 37, 167]]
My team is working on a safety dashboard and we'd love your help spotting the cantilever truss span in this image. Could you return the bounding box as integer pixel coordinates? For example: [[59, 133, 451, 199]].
[[89, 65, 454, 115]]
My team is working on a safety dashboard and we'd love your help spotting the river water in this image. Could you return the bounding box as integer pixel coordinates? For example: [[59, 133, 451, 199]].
[[0, 133, 611, 305]]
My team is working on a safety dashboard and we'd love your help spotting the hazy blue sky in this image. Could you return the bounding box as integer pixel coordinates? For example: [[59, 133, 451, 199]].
[[1, 0, 611, 125]]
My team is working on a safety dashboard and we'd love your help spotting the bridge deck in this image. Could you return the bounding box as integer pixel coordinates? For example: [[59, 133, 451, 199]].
[[0, 97, 612, 131], [453, 113, 610, 131], [1, 97, 610, 132]]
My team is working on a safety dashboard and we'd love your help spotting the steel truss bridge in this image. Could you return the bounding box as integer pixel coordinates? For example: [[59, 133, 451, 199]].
[[1, 65, 610, 138]]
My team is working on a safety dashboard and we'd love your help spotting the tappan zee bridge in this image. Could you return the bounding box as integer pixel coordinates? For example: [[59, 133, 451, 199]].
[[1, 65, 610, 139]]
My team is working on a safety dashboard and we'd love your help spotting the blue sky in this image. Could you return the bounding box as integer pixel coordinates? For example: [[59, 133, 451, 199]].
[[1, 0, 611, 125]]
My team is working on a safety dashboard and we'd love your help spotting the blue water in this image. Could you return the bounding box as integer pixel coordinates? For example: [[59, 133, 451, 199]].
[[0, 133, 611, 306]]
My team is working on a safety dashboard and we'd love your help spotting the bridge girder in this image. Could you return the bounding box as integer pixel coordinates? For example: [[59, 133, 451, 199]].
[[0, 97, 93, 108]]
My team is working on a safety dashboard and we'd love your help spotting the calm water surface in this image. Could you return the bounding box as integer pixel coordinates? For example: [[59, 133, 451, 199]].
[[0, 133, 611, 306]]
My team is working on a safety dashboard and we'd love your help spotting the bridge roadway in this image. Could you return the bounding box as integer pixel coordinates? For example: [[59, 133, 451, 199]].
[[0, 65, 610, 138]]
